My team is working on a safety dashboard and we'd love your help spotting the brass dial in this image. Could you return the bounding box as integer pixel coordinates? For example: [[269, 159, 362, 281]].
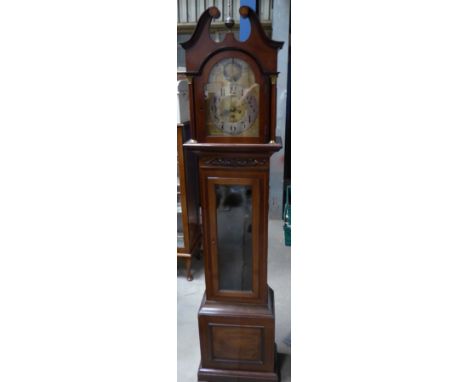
[[205, 58, 259, 137]]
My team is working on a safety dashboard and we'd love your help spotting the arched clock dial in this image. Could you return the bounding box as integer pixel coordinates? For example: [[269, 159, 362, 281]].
[[204, 58, 259, 137]]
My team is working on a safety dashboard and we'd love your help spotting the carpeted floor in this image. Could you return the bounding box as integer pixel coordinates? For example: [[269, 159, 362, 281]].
[[177, 219, 291, 382]]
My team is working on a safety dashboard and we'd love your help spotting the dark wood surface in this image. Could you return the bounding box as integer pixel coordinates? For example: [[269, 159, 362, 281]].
[[198, 288, 278, 379], [179, 6, 283, 381], [198, 365, 279, 382], [199, 162, 272, 305], [181, 6, 283, 144], [184, 136, 282, 153], [180, 7, 282, 73]]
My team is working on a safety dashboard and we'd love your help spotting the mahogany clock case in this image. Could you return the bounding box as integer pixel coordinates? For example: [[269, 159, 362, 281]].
[[195, 152, 281, 382], [180, 6, 284, 382]]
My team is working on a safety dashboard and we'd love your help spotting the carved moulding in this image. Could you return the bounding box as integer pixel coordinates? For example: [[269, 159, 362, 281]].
[[204, 157, 269, 167]]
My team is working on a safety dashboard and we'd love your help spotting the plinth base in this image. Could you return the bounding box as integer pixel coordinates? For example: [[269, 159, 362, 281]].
[[197, 288, 280, 382], [198, 362, 279, 382], [198, 345, 280, 381]]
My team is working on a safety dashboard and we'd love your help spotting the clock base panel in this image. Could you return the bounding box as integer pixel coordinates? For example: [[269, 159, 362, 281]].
[[198, 343, 280, 382], [198, 361, 279, 382], [197, 288, 279, 381]]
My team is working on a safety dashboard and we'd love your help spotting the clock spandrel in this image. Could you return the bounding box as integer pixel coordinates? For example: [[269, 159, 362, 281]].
[[215, 184, 253, 292], [205, 58, 259, 137]]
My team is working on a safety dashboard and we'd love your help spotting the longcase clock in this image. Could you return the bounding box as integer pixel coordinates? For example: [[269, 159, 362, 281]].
[[181, 6, 283, 381]]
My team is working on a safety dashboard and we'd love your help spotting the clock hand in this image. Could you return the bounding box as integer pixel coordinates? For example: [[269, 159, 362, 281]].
[[239, 84, 257, 103]]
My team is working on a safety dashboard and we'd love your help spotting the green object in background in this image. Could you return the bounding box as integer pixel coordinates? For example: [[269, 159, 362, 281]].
[[283, 185, 291, 246]]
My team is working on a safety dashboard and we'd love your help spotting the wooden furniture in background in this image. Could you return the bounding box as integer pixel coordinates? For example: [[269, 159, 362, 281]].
[[177, 122, 201, 281]]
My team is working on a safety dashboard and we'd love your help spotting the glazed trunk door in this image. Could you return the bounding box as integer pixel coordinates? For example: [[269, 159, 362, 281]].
[[206, 175, 261, 302]]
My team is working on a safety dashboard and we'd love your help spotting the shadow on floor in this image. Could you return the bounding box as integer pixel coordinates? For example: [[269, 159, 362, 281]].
[[277, 352, 291, 382]]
